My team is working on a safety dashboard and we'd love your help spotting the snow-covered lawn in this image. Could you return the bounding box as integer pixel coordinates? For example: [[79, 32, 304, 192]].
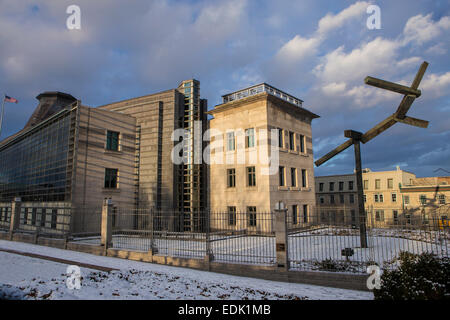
[[0, 240, 373, 300]]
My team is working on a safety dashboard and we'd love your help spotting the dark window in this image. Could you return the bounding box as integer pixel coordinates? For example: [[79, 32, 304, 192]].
[[330, 195, 335, 204], [329, 182, 334, 191], [301, 169, 307, 188], [393, 210, 398, 223], [351, 210, 356, 223], [106, 131, 119, 151], [40, 210, 46, 227], [292, 205, 298, 224], [31, 208, 37, 226], [227, 169, 236, 188], [303, 205, 308, 223], [51, 209, 57, 229], [104, 168, 118, 188], [248, 206, 257, 227], [319, 183, 324, 192], [340, 194, 345, 204], [289, 131, 295, 150], [278, 128, 283, 148], [247, 167, 256, 187], [228, 207, 236, 226], [349, 194, 355, 204], [348, 181, 354, 190], [291, 168, 297, 187], [339, 181, 344, 191], [299, 134, 305, 153]]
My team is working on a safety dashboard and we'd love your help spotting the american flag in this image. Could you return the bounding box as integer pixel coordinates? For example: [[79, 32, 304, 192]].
[[5, 95, 18, 103]]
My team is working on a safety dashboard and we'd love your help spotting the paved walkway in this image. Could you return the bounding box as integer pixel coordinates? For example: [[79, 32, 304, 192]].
[[0, 248, 117, 272]]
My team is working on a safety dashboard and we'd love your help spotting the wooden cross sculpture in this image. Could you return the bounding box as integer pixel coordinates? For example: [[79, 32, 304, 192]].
[[315, 61, 429, 248]]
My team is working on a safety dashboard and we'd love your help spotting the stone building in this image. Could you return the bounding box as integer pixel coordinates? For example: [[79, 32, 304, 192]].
[[207, 83, 319, 232]]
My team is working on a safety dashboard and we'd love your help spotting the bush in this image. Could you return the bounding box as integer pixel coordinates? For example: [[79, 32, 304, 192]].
[[374, 252, 450, 300]]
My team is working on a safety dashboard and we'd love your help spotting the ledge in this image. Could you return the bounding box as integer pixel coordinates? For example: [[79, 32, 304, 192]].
[[102, 188, 121, 193]]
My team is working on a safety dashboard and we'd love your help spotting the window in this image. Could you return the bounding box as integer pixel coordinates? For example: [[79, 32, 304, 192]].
[[245, 128, 255, 148], [339, 181, 344, 191], [387, 178, 393, 189], [439, 194, 446, 204], [420, 195, 426, 205], [299, 134, 305, 153], [351, 210, 356, 223], [227, 169, 236, 188], [51, 209, 57, 229], [348, 181, 354, 190], [247, 167, 256, 187], [279, 166, 285, 186], [228, 206, 236, 226], [303, 205, 308, 223], [319, 197, 324, 204], [248, 207, 257, 227], [375, 210, 384, 222], [329, 182, 334, 191], [301, 169, 307, 188], [226, 132, 235, 151], [106, 131, 119, 151], [291, 168, 297, 187], [349, 194, 355, 204], [278, 128, 284, 148], [379, 194, 384, 202], [289, 131, 295, 150], [330, 195, 335, 204], [319, 183, 324, 192], [375, 179, 381, 189], [406, 214, 411, 224], [363, 180, 369, 190], [374, 194, 379, 202], [104, 168, 118, 188], [392, 193, 397, 202], [404, 195, 410, 205], [31, 208, 37, 226], [292, 205, 298, 225], [393, 210, 398, 223], [340, 194, 345, 204]]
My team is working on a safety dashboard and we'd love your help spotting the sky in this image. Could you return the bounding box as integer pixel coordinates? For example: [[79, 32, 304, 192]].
[[0, 0, 449, 178]]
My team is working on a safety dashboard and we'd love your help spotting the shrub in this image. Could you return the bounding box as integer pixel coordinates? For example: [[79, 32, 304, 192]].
[[374, 252, 450, 300]]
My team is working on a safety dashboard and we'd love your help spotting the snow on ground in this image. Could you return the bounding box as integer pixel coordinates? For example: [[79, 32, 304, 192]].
[[0, 240, 373, 300]]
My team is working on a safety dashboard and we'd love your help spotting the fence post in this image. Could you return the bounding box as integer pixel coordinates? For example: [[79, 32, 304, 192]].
[[149, 208, 157, 256], [204, 210, 214, 269], [9, 197, 21, 240], [274, 202, 289, 271], [101, 198, 113, 252]]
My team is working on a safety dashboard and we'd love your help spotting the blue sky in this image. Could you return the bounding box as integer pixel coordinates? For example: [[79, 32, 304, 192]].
[[0, 0, 449, 177]]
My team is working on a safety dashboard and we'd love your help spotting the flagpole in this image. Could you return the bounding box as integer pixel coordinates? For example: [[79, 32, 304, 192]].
[[0, 94, 5, 139]]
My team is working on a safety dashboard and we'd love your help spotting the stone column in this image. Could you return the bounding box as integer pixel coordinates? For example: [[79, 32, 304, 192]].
[[274, 202, 289, 271], [101, 198, 113, 249], [9, 197, 21, 240]]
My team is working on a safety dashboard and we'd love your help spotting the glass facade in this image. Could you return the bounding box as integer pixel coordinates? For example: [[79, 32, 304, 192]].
[[0, 111, 72, 202]]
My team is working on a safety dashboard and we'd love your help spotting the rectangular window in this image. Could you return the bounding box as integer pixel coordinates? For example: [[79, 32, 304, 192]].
[[279, 166, 285, 186], [247, 167, 256, 187], [31, 208, 37, 226], [248, 206, 257, 227], [51, 209, 57, 229], [420, 195, 426, 205], [375, 179, 381, 189], [339, 181, 344, 191], [289, 131, 295, 150], [329, 182, 334, 191], [226, 132, 235, 151], [404, 195, 410, 205], [245, 128, 255, 148], [106, 131, 119, 151], [319, 197, 324, 204], [291, 168, 297, 187], [340, 194, 345, 204], [349, 194, 355, 204], [393, 210, 398, 223], [319, 183, 324, 192], [375, 210, 384, 222], [330, 195, 335, 204], [292, 205, 298, 225], [363, 180, 368, 190], [299, 134, 305, 153], [439, 194, 446, 204], [278, 128, 284, 148], [227, 169, 236, 188], [351, 210, 356, 223], [228, 206, 236, 226], [379, 194, 384, 202], [387, 178, 393, 189], [303, 205, 308, 223], [301, 169, 307, 188], [374, 194, 379, 202], [348, 181, 354, 190], [104, 168, 118, 188], [392, 193, 397, 202]]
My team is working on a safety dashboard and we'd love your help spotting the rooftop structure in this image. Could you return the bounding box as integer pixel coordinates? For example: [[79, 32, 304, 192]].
[[222, 83, 303, 107]]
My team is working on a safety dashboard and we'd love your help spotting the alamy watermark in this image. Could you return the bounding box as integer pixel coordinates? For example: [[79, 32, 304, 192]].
[[66, 5, 81, 30], [366, 4, 381, 30], [366, 265, 381, 290]]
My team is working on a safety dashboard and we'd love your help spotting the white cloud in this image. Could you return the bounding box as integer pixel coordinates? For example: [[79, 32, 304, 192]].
[[421, 72, 450, 98], [403, 14, 450, 45], [275, 35, 321, 64], [317, 1, 369, 35]]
